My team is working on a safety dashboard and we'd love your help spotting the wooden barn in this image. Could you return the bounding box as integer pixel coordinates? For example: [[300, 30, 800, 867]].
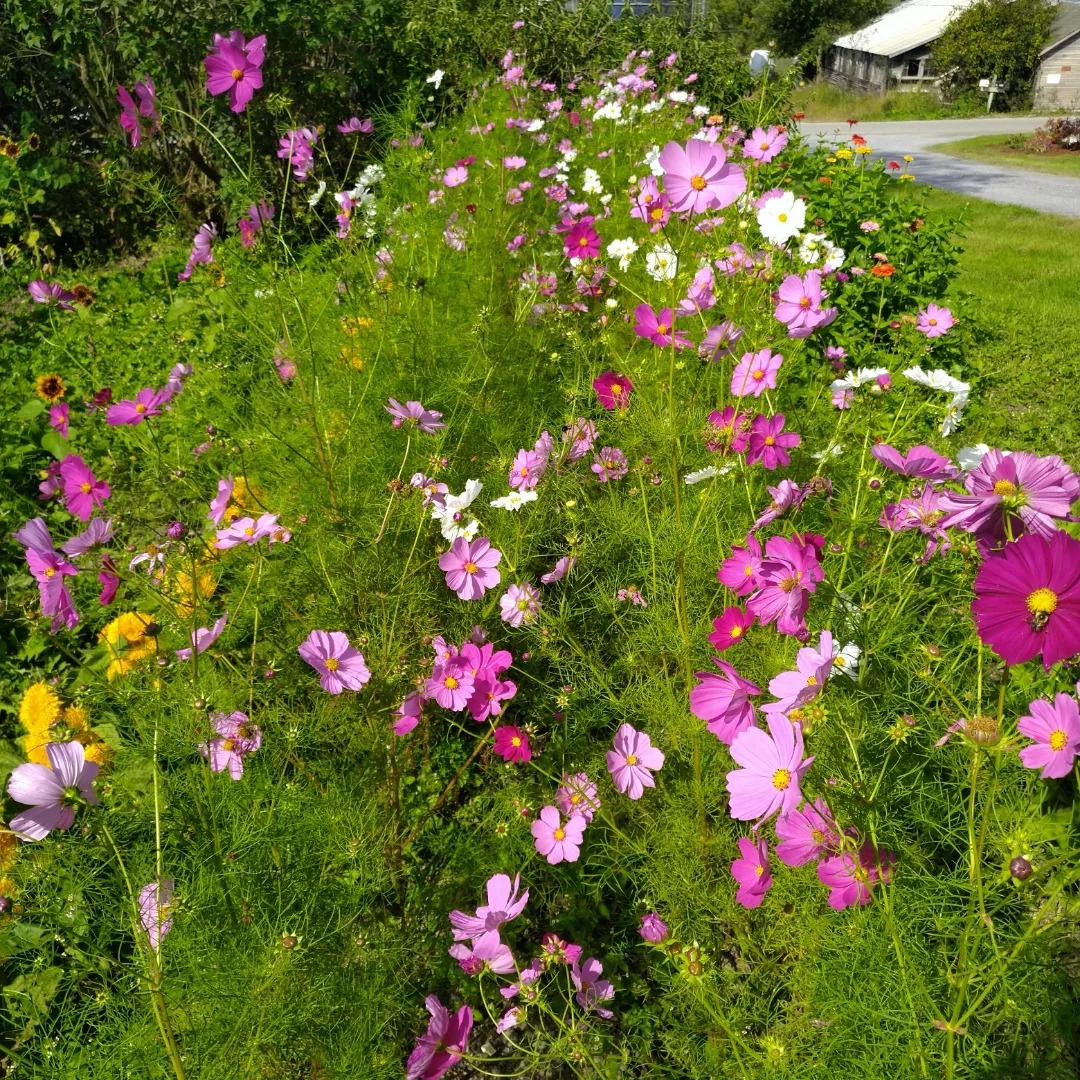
[[1034, 2, 1080, 110]]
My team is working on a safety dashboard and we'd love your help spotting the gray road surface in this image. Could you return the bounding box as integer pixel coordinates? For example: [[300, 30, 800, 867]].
[[799, 117, 1080, 218]]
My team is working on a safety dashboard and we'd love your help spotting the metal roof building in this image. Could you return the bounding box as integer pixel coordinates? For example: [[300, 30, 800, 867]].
[[1034, 1, 1080, 108]]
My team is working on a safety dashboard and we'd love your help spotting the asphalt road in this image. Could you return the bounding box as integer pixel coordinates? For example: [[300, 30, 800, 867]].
[[799, 117, 1080, 218]]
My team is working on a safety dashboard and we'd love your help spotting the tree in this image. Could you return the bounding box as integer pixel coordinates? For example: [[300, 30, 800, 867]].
[[766, 0, 888, 61], [932, 0, 1056, 107]]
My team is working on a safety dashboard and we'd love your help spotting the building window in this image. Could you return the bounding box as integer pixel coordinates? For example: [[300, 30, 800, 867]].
[[905, 59, 922, 79]]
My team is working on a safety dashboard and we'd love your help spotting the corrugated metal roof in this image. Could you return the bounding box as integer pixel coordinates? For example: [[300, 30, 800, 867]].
[[832, 0, 980, 58], [1043, 1, 1080, 55]]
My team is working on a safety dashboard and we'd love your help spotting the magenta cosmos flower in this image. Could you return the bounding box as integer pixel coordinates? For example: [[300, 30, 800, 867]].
[[639, 912, 669, 943], [200, 711, 262, 779], [707, 606, 755, 652], [746, 414, 800, 470], [406, 995, 473, 1080], [385, 397, 446, 434], [592, 371, 632, 411], [633, 304, 690, 350], [439, 536, 502, 601], [298, 630, 371, 693], [571, 956, 615, 1018], [531, 805, 586, 864], [658, 138, 746, 213], [59, 454, 110, 521], [774, 798, 840, 867], [591, 446, 628, 483], [49, 403, 69, 438], [563, 218, 601, 259], [606, 723, 664, 799], [139, 880, 175, 948], [747, 534, 824, 637], [1017, 692, 1080, 778], [106, 387, 169, 426], [7, 741, 99, 840], [731, 349, 783, 398], [726, 714, 812, 822], [971, 531, 1080, 669], [499, 582, 541, 627], [817, 843, 894, 910], [940, 449, 1079, 544], [870, 443, 958, 482], [117, 78, 159, 148], [742, 125, 788, 164], [691, 659, 761, 745], [718, 536, 762, 596], [916, 303, 955, 338], [28, 280, 75, 309], [493, 726, 531, 762], [449, 872, 529, 948], [730, 836, 772, 908], [204, 30, 265, 113]]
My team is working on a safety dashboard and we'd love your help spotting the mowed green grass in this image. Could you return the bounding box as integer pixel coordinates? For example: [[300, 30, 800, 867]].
[[930, 134, 1080, 176], [793, 82, 961, 122], [920, 188, 1080, 455]]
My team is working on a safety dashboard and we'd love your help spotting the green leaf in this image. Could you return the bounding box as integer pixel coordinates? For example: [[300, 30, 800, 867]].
[[40, 428, 68, 460], [17, 399, 46, 421]]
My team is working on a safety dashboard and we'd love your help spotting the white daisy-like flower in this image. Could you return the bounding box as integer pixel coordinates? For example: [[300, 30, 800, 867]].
[[957, 444, 997, 471], [426, 69, 446, 88], [593, 101, 624, 122], [756, 191, 806, 246], [581, 168, 604, 195], [832, 643, 861, 680], [645, 243, 678, 281], [667, 89, 689, 103], [640, 100, 664, 115], [307, 180, 327, 207], [684, 462, 735, 484], [902, 366, 968, 395], [606, 237, 639, 272], [432, 480, 483, 540], [643, 144, 665, 176], [490, 491, 539, 511], [941, 391, 969, 437]]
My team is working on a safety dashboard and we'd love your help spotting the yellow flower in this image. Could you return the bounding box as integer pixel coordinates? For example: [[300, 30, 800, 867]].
[[835, 148, 853, 160], [19, 682, 61, 736], [83, 742, 115, 770], [100, 611, 158, 680], [899, 174, 915, 182], [903, 155, 914, 163], [0, 874, 16, 903], [0, 832, 19, 871], [34, 374, 66, 401], [169, 564, 218, 617], [855, 145, 873, 154], [62, 705, 91, 734], [340, 315, 374, 337]]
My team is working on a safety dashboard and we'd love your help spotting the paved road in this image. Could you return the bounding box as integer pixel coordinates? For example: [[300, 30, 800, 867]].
[[800, 117, 1080, 219]]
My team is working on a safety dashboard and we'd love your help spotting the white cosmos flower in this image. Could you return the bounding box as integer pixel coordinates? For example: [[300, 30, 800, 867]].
[[432, 480, 483, 540], [799, 231, 845, 272], [941, 391, 969, 437], [643, 144, 665, 176], [757, 192, 806, 246], [902, 366, 968, 395], [640, 100, 664, 115], [581, 168, 604, 195], [307, 180, 327, 207], [606, 237, 639, 272], [426, 69, 446, 88], [645, 243, 678, 281], [490, 491, 539, 511], [593, 101, 624, 122], [833, 643, 861, 679], [684, 463, 735, 484], [957, 444, 997, 470], [667, 89, 689, 103]]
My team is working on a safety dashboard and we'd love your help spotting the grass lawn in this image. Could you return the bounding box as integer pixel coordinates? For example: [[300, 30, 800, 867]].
[[929, 133, 1080, 176], [792, 82, 966, 122], [920, 187, 1080, 454]]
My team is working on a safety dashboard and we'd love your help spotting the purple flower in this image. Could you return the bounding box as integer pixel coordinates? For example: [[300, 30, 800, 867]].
[[117, 78, 159, 147], [556, 772, 599, 822], [385, 397, 445, 434], [731, 349, 783, 398], [540, 555, 576, 584], [176, 614, 228, 660], [531, 805, 586, 864], [204, 30, 265, 113], [570, 956, 615, 1018], [49, 403, 70, 438], [493, 725, 531, 762], [208, 476, 234, 527], [393, 690, 427, 736], [817, 843, 894, 910], [774, 799, 839, 866], [591, 446, 628, 483], [139, 880, 175, 948], [1017, 692, 1080, 778], [239, 200, 275, 247], [277, 128, 318, 181], [508, 447, 545, 491], [762, 631, 837, 715], [106, 387, 169, 426], [178, 223, 217, 282], [438, 537, 502, 601], [449, 873, 529, 950], [562, 419, 596, 462], [448, 936, 516, 975], [406, 996, 472, 1080], [7, 741, 99, 841], [28, 280, 74, 309], [742, 125, 787, 163], [214, 512, 280, 549], [199, 710, 262, 779], [14, 517, 55, 553], [639, 912, 670, 942], [699, 320, 744, 362], [746, 413, 800, 470], [726, 714, 812, 823], [427, 659, 475, 711], [870, 443, 958, 481], [730, 836, 772, 908], [606, 723, 664, 799], [916, 303, 955, 338], [337, 116, 374, 135], [658, 138, 746, 214], [499, 582, 541, 627], [297, 630, 371, 693], [747, 534, 824, 637], [691, 659, 761, 744]]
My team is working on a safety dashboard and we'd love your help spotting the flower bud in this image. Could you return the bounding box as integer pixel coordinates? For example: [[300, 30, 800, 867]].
[[966, 715, 1001, 746], [640, 912, 669, 943], [1009, 856, 1032, 881]]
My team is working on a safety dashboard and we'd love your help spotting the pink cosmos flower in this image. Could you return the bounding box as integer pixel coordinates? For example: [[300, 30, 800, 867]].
[[208, 476, 234, 527], [563, 218, 601, 259], [817, 843, 894, 910], [531, 805, 586, 864], [28, 280, 75, 309], [59, 454, 110, 521], [98, 565, 119, 607], [393, 691, 427, 736], [177, 223, 216, 282], [439, 536, 502, 601], [774, 270, 837, 337], [176, 614, 228, 660], [493, 725, 532, 762], [466, 674, 518, 724], [448, 937, 516, 976], [606, 723, 664, 799], [726, 714, 812, 822], [238, 200, 274, 247], [718, 536, 763, 596], [774, 798, 840, 866], [200, 711, 261, 779], [443, 166, 468, 187], [117, 81, 158, 148], [571, 957, 615, 1018], [449, 872, 529, 948], [426, 661, 474, 710], [730, 836, 772, 908], [7, 741, 99, 840], [106, 387, 169, 426], [676, 266, 716, 316], [763, 631, 836, 715], [556, 772, 599, 822], [747, 534, 824, 637], [385, 398, 446, 434], [751, 479, 801, 532], [591, 447, 628, 483], [746, 413, 800, 470], [508, 448, 545, 491], [731, 349, 783, 398], [691, 659, 761, 744], [592, 371, 632, 411], [939, 450, 1079, 545], [138, 880, 174, 949], [916, 303, 955, 338], [971, 531, 1080, 669], [204, 31, 265, 113], [1017, 692, 1080, 778], [639, 913, 669, 942], [503, 155, 526, 169], [541, 555, 577, 584], [658, 138, 746, 213], [49, 403, 70, 438], [406, 995, 472, 1080], [215, 512, 280, 549], [742, 125, 787, 164], [337, 116, 374, 135], [699, 321, 744, 362], [297, 630, 371, 693], [499, 582, 542, 627], [707, 606, 755, 651], [633, 304, 691, 349], [870, 443, 958, 481]]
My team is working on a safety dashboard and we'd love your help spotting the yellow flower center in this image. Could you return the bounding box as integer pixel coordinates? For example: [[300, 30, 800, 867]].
[[772, 768, 791, 790], [444, 675, 459, 690], [993, 480, 1017, 497], [690, 175, 707, 191], [221, 738, 235, 751], [650, 207, 664, 221], [752, 369, 765, 380], [610, 383, 622, 396], [464, 561, 479, 574], [806, 675, 817, 686], [553, 828, 566, 841], [730, 625, 743, 638], [779, 574, 800, 593], [45, 566, 55, 578], [244, 526, 255, 536], [799, 297, 810, 309], [625, 754, 638, 766], [811, 828, 825, 844], [928, 318, 938, 326], [324, 658, 339, 672], [1050, 729, 1068, 751], [80, 482, 92, 494], [231, 67, 243, 80], [764, 436, 776, 446], [777, 212, 788, 223], [744, 564, 753, 576], [578, 235, 590, 246], [1027, 588, 1058, 615], [136, 403, 147, 413], [656, 323, 669, 335], [570, 793, 582, 804], [754, 863, 764, 877], [511, 736, 522, 747], [516, 598, 530, 611]]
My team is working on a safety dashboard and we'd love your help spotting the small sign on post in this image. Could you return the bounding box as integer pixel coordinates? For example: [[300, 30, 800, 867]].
[[978, 77, 1007, 112]]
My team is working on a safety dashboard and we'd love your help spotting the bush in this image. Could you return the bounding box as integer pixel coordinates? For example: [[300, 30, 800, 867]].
[[3, 32, 1080, 1080]]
